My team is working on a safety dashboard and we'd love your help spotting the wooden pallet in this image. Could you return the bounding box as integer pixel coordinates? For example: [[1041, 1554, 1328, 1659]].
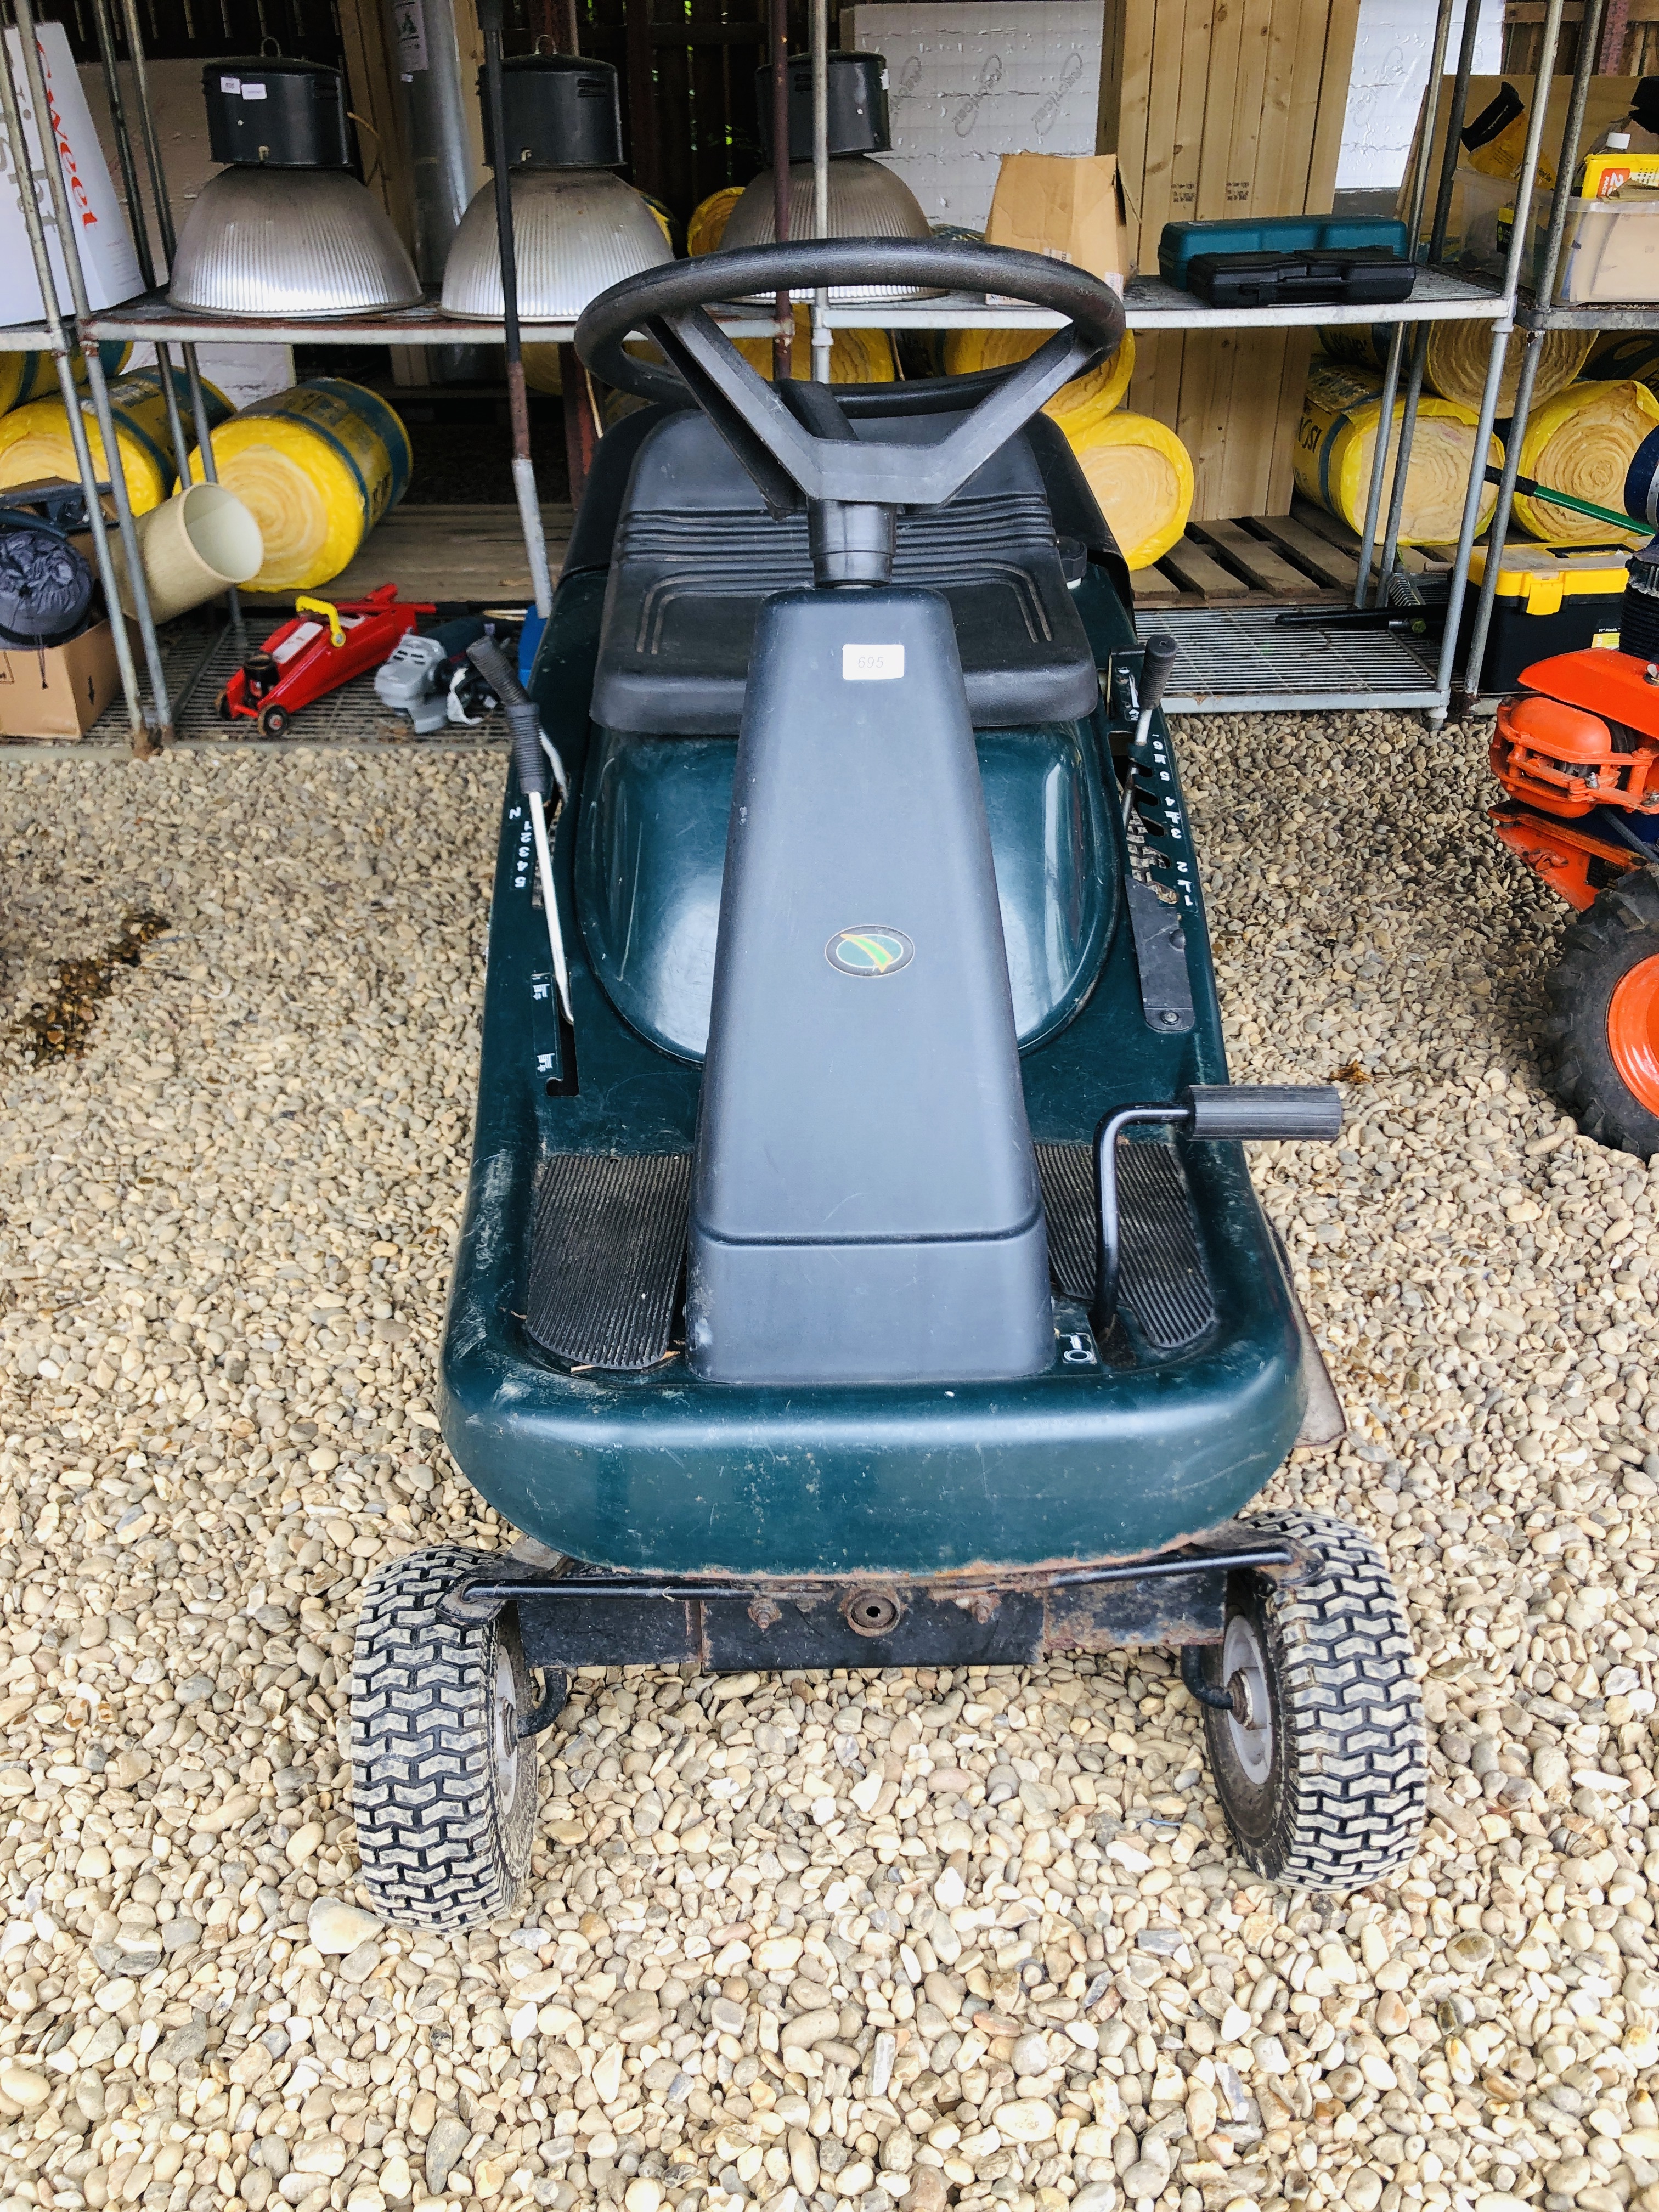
[[1132, 497, 1453, 607], [241, 502, 577, 614]]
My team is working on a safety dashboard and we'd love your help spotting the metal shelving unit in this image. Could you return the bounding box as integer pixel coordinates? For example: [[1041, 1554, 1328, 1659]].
[[1459, 0, 1641, 701], [0, 0, 1553, 736]]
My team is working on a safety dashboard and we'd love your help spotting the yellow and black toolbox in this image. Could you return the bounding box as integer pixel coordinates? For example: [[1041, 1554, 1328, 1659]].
[[1459, 542, 1632, 692]]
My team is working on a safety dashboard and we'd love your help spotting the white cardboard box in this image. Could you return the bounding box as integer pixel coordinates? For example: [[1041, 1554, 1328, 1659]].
[[0, 23, 141, 323], [844, 2, 1104, 233]]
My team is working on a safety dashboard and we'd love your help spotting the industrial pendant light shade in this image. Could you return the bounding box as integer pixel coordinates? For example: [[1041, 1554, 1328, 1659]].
[[440, 56, 671, 321], [717, 51, 939, 301], [167, 59, 421, 318]]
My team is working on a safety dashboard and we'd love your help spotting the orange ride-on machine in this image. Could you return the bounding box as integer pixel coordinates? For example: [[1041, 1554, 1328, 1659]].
[[1492, 527, 1659, 1158]]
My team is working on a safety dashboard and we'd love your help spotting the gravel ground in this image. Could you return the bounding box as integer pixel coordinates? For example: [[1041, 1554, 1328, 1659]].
[[0, 716, 1656, 2212]]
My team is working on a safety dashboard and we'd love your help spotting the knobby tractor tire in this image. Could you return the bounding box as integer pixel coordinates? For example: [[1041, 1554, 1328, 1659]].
[[351, 1545, 539, 1929], [1197, 1513, 1426, 1891], [1541, 865, 1659, 1161]]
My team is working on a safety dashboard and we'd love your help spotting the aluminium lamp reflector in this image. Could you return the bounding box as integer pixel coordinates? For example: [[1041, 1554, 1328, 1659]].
[[167, 58, 421, 318], [440, 56, 671, 322], [716, 51, 939, 302]]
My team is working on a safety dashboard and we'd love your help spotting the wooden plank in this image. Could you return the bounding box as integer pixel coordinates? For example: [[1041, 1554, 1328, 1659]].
[[1131, 566, 1184, 604], [1282, 0, 1336, 210], [1195, 516, 1330, 595], [1226, 0, 1277, 213], [1159, 534, 1251, 595], [1251, 511, 1361, 587], [1139, 0, 1192, 263], [1171, 0, 1215, 229], [1266, 330, 1316, 512], [244, 505, 576, 610], [1196, 0, 1248, 220], [1254, 0, 1310, 215], [1306, 0, 1364, 210], [1109, 0, 1162, 264]]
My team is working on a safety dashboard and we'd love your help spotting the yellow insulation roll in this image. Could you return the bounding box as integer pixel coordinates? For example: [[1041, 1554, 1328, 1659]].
[[1294, 359, 1502, 544], [733, 307, 896, 383], [943, 325, 1136, 439], [0, 341, 131, 416], [1068, 411, 1193, 571], [688, 185, 744, 257], [0, 366, 225, 515], [1316, 321, 1592, 419], [191, 379, 412, 594], [523, 345, 563, 397], [1513, 379, 1659, 547]]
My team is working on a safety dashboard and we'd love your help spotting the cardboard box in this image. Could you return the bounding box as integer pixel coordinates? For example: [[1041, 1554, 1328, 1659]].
[[0, 620, 122, 740], [985, 153, 1131, 292]]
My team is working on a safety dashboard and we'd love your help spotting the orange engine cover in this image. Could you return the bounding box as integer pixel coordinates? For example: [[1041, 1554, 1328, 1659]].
[[1494, 657, 1659, 819]]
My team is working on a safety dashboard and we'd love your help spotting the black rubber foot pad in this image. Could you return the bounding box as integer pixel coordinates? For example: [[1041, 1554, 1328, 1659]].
[[1036, 1141, 1216, 1351], [526, 1153, 691, 1371]]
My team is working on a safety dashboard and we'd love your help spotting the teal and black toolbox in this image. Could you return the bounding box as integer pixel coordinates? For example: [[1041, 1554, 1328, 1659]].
[[1159, 214, 1411, 290]]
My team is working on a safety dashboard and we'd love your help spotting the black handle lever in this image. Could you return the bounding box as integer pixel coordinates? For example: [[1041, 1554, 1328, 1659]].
[[467, 636, 549, 802], [1090, 1084, 1341, 1336], [1136, 634, 1179, 719]]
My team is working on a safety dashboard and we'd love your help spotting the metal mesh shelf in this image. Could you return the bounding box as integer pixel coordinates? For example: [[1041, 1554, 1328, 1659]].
[[1154, 607, 1441, 714]]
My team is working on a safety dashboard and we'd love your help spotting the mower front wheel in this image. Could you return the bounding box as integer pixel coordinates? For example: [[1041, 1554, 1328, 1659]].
[[1197, 1513, 1425, 1891], [351, 1545, 547, 1929], [1542, 865, 1659, 1160]]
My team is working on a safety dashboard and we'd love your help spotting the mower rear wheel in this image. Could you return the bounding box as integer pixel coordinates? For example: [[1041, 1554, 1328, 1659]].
[[1197, 1513, 1425, 1891], [351, 1545, 540, 1929], [1542, 867, 1659, 1158]]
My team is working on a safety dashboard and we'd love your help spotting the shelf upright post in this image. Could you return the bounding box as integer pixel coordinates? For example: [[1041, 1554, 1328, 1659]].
[[1429, 0, 1569, 716], [809, 0, 831, 385], [0, 8, 151, 753], [1459, 0, 1604, 705], [112, 0, 248, 654], [1374, 0, 1488, 603], [1352, 0, 1459, 607], [84, 0, 192, 494], [479, 0, 556, 623]]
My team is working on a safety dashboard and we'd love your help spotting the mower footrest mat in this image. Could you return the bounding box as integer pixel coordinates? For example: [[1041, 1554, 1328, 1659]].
[[526, 1152, 691, 1370], [525, 1144, 1217, 1370], [1036, 1141, 1216, 1349]]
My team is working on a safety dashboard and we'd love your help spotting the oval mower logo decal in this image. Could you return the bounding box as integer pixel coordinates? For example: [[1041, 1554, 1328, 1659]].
[[826, 926, 915, 978]]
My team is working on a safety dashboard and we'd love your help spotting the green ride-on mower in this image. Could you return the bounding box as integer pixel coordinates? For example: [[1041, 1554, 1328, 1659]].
[[347, 238, 1427, 1928]]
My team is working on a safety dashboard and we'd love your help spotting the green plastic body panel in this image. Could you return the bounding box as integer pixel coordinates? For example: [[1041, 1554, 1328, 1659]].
[[576, 721, 1116, 1061], [438, 565, 1307, 1579]]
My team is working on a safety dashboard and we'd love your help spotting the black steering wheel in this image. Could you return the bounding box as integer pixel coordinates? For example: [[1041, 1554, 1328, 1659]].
[[573, 239, 1125, 548]]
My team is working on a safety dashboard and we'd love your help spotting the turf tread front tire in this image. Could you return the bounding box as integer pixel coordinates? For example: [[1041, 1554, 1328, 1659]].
[[1201, 1512, 1425, 1891], [351, 1544, 537, 1929], [1540, 865, 1659, 1161]]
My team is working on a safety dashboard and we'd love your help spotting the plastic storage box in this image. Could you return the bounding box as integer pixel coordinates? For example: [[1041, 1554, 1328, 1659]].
[[1540, 190, 1659, 303], [1157, 215, 1410, 289], [1459, 543, 1630, 692], [1184, 248, 1413, 308]]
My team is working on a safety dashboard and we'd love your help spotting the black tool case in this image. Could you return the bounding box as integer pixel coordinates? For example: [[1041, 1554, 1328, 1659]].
[[1184, 247, 1416, 309]]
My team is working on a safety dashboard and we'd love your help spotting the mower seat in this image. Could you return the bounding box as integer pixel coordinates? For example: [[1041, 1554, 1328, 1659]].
[[589, 404, 1103, 735]]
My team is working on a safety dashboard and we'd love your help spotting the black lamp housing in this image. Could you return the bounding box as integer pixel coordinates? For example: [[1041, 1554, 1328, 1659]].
[[753, 50, 891, 164]]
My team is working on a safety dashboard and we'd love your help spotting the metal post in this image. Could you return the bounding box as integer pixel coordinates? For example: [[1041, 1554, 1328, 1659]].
[[770, 0, 791, 381], [0, 13, 150, 752], [9, 0, 174, 746], [116, 0, 178, 263], [1458, 0, 1600, 704], [1352, 323, 1407, 608], [1434, 0, 1572, 710], [479, 0, 555, 622], [1376, 0, 1488, 597], [809, 0, 831, 385]]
